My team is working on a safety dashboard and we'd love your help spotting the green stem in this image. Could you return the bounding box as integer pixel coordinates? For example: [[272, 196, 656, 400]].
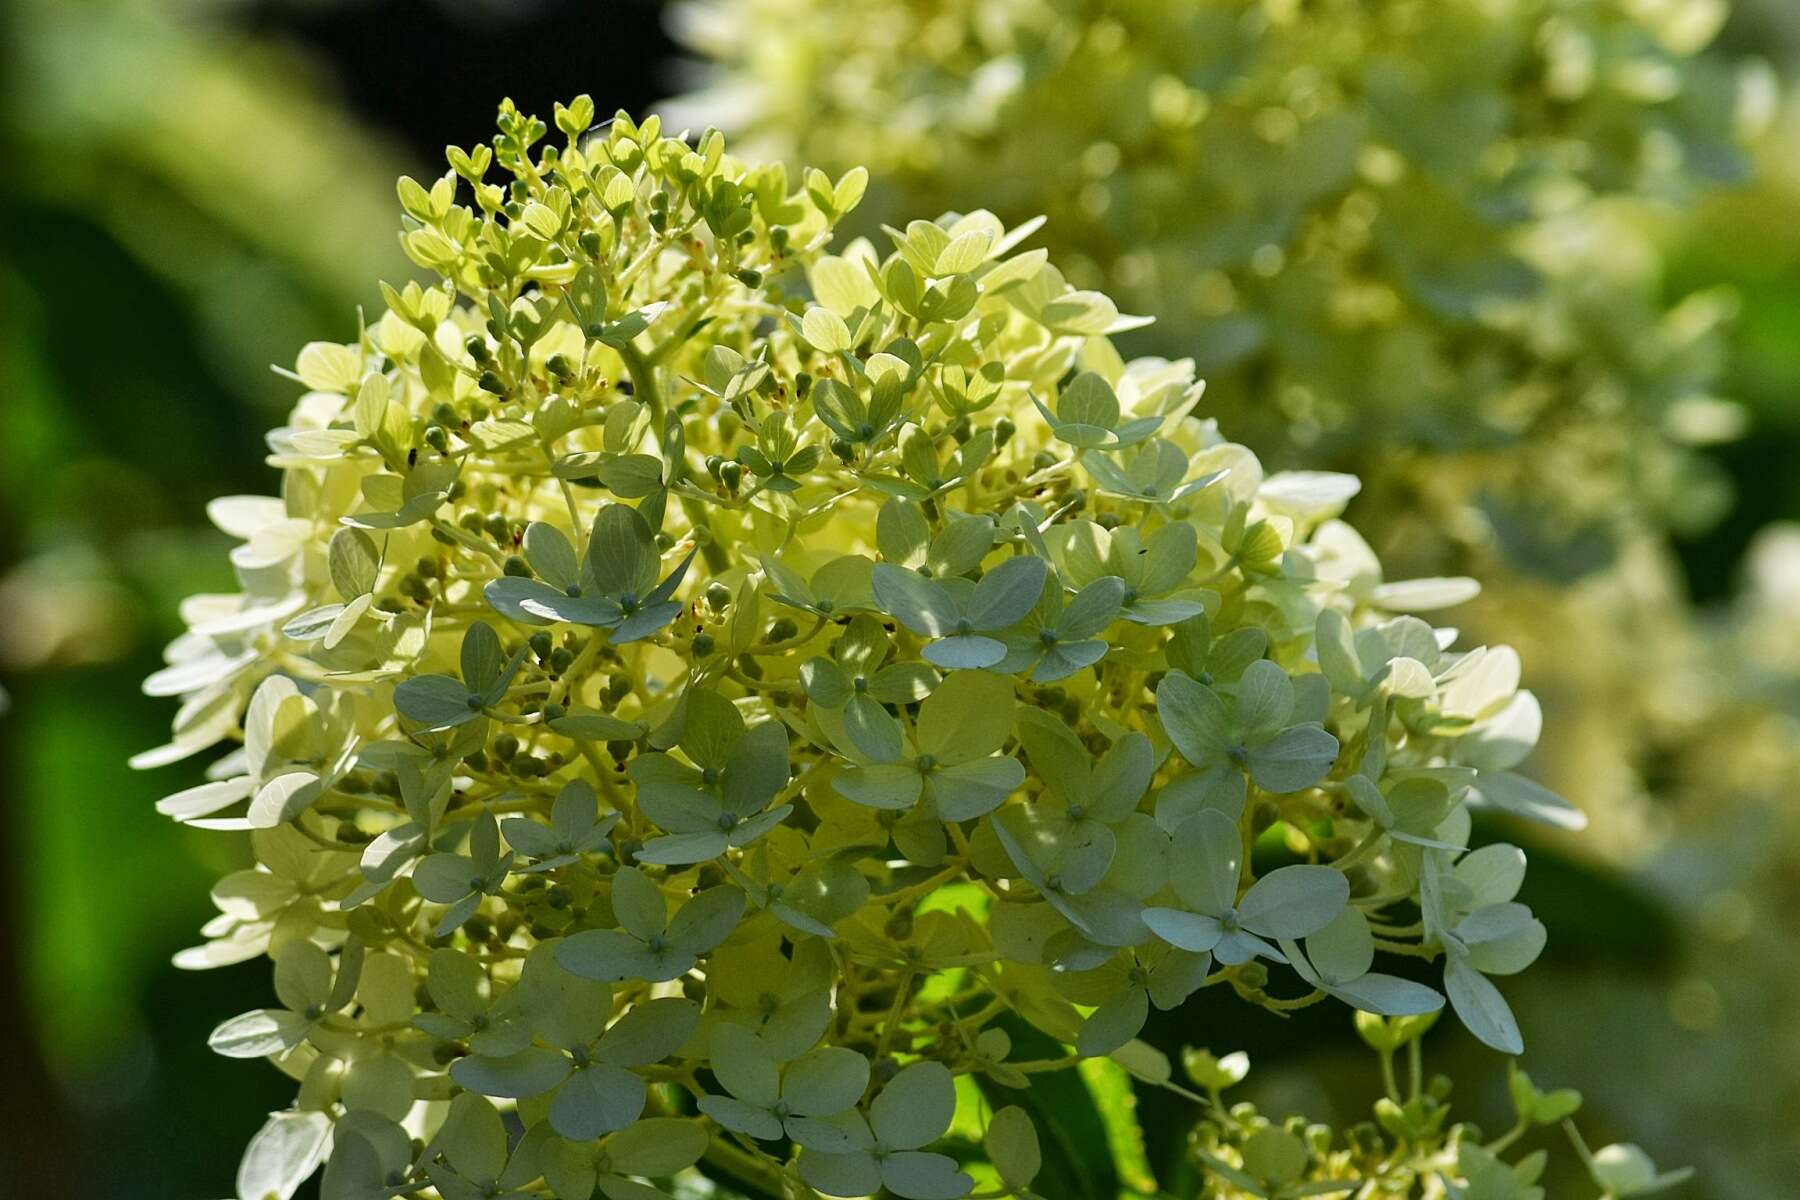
[[618, 340, 732, 574], [1378, 1047, 1401, 1104]]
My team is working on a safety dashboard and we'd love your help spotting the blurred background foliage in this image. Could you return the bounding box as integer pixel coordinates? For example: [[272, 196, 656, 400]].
[[0, 0, 1795, 1196]]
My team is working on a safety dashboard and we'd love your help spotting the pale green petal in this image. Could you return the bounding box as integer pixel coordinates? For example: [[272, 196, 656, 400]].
[[870, 1060, 956, 1150]]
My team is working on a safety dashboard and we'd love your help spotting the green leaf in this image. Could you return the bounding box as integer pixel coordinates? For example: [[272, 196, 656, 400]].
[[974, 1015, 1120, 1200]]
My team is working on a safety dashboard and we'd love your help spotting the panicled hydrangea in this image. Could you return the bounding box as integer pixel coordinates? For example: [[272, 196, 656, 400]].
[[141, 99, 1635, 1200], [668, 0, 1766, 568]]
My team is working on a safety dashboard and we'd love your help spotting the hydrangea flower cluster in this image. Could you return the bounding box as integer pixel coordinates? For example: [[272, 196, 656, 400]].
[[143, 101, 1615, 1200], [669, 0, 1764, 566]]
